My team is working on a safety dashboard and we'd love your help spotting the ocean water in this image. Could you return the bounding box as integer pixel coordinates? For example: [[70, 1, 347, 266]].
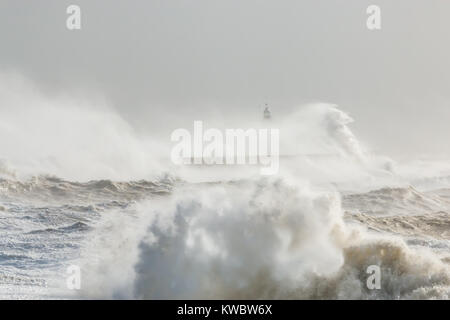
[[0, 83, 449, 299], [0, 174, 449, 299]]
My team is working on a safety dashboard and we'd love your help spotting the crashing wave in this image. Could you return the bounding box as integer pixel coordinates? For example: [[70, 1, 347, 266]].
[[76, 179, 450, 299]]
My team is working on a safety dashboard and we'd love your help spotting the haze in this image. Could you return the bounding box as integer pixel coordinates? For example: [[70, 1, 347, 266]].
[[0, 0, 449, 157]]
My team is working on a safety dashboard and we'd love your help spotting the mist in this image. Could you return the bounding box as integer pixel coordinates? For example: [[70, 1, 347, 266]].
[[1, 0, 450, 158]]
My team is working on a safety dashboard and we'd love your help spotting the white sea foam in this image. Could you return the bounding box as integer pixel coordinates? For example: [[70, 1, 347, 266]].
[[76, 179, 449, 299]]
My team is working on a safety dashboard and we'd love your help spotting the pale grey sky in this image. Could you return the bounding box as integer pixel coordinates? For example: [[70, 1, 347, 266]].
[[1, 0, 449, 157]]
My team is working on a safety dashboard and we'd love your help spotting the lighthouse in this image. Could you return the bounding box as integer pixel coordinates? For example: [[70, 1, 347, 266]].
[[263, 104, 271, 120]]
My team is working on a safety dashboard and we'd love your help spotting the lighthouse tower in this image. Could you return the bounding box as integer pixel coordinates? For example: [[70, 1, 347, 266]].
[[263, 104, 271, 120]]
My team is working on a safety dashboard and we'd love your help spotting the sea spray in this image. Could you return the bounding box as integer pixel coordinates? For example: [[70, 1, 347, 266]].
[[76, 178, 450, 299]]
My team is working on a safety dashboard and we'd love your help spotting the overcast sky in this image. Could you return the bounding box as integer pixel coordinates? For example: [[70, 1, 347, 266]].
[[1, 0, 449, 157]]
